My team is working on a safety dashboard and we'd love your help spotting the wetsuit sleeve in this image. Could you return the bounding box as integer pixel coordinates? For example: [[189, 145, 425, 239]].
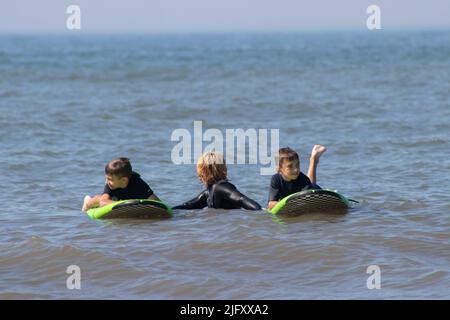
[[268, 175, 281, 202], [300, 173, 321, 191], [217, 183, 262, 210], [172, 190, 208, 210], [230, 191, 262, 210]]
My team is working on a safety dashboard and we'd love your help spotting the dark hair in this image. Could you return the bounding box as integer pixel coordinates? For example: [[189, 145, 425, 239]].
[[276, 147, 299, 168], [105, 157, 132, 178]]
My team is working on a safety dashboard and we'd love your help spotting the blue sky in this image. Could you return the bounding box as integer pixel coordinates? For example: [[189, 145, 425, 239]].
[[1, 0, 449, 33]]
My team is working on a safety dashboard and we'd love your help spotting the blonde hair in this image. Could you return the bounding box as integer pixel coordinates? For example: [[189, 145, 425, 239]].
[[196, 152, 227, 186]]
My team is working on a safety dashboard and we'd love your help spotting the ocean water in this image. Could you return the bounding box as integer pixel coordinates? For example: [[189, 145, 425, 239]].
[[0, 31, 449, 299]]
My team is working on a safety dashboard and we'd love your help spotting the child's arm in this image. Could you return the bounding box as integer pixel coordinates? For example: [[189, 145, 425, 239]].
[[267, 175, 280, 210], [219, 183, 261, 210], [148, 194, 160, 201], [83, 193, 115, 212], [172, 190, 208, 210], [140, 179, 160, 201], [268, 201, 279, 210], [98, 193, 115, 207]]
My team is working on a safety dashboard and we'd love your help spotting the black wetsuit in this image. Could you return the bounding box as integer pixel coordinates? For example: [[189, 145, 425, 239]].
[[173, 180, 261, 210], [268, 172, 321, 202], [104, 172, 154, 201]]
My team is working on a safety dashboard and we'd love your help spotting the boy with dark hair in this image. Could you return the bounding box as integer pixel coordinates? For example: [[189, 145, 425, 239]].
[[82, 157, 159, 212], [267, 145, 326, 210]]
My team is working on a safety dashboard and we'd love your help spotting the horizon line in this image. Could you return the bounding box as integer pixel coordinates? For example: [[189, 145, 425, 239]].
[[1, 26, 450, 36]]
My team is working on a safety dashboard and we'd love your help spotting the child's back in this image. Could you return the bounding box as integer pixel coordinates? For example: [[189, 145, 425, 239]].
[[173, 152, 261, 211]]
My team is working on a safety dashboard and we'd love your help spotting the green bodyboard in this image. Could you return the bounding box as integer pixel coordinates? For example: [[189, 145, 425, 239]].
[[269, 189, 351, 217], [87, 199, 173, 219]]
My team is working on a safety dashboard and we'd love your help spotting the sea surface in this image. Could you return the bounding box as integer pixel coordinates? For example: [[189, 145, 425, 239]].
[[0, 31, 449, 299]]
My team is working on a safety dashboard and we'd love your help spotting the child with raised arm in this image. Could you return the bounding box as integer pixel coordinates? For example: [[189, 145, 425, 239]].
[[267, 145, 326, 210]]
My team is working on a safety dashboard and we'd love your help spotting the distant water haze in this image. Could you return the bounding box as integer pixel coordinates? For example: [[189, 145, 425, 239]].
[[1, 0, 450, 33]]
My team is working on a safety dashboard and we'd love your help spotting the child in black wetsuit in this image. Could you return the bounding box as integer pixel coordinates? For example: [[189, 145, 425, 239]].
[[267, 145, 327, 210], [173, 152, 261, 210], [82, 157, 160, 212]]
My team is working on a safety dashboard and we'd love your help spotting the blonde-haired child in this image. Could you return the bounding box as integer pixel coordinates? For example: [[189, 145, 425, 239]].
[[173, 152, 261, 210]]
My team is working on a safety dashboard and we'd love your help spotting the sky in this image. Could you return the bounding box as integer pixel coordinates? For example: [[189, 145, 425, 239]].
[[0, 0, 449, 33]]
